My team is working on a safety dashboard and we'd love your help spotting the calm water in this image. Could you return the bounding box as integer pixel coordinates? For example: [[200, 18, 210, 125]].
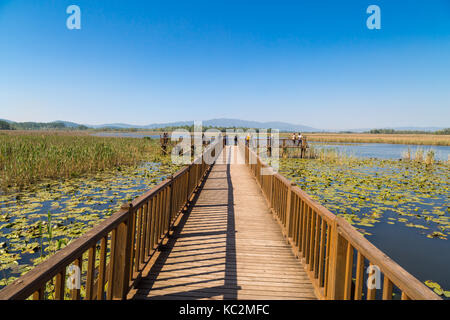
[[369, 217, 450, 293], [309, 142, 450, 161]]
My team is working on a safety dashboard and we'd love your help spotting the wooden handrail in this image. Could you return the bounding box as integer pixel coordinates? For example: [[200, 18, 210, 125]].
[[0, 208, 129, 300], [0, 143, 219, 300], [240, 141, 441, 300]]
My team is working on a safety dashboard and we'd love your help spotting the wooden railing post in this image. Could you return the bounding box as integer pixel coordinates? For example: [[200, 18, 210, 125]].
[[186, 166, 191, 203], [285, 182, 296, 238], [327, 222, 348, 300], [168, 175, 174, 228], [245, 146, 249, 164], [112, 203, 134, 299], [268, 172, 274, 209]]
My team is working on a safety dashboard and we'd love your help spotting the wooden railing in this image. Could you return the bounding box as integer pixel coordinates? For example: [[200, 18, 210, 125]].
[[239, 142, 441, 300], [0, 145, 219, 300]]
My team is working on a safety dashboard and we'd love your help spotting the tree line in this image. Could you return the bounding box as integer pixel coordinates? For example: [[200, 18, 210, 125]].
[[368, 128, 450, 135], [0, 120, 89, 131]]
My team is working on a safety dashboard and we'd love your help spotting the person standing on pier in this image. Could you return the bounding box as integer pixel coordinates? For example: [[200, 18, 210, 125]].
[[298, 132, 303, 146], [291, 132, 296, 146]]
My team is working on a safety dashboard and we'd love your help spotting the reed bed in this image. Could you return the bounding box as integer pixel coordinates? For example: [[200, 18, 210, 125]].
[[288, 133, 450, 146], [281, 145, 356, 163], [0, 133, 162, 190], [402, 147, 437, 165]]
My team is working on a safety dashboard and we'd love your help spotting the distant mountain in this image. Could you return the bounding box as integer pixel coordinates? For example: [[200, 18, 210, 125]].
[[0, 119, 86, 130], [1, 118, 446, 132], [53, 120, 82, 128], [203, 119, 318, 132], [88, 118, 319, 132]]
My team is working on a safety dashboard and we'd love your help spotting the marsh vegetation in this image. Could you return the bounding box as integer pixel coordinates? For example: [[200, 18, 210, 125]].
[[0, 132, 181, 288], [297, 133, 450, 146], [0, 132, 165, 190]]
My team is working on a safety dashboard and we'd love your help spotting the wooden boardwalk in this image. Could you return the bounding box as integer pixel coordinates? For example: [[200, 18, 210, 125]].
[[1, 144, 439, 301], [128, 146, 317, 300]]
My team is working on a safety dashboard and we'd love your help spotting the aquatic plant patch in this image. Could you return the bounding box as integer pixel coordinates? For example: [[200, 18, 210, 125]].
[[0, 158, 181, 288], [279, 158, 449, 297], [279, 158, 449, 238]]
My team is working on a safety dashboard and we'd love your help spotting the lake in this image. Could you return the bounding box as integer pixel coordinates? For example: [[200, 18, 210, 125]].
[[309, 141, 450, 161], [93, 132, 450, 161]]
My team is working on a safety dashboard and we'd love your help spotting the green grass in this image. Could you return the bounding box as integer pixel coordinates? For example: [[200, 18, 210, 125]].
[[0, 133, 165, 191]]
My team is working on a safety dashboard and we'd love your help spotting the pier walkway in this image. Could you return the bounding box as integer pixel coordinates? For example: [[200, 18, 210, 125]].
[[128, 147, 316, 300]]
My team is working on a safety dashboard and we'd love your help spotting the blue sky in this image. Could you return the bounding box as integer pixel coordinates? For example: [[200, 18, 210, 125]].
[[0, 0, 449, 130]]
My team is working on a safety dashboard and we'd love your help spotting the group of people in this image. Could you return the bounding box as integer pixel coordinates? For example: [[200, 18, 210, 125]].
[[291, 132, 303, 146]]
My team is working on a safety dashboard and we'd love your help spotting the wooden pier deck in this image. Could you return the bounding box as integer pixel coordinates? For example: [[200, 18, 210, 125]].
[[1, 142, 439, 301], [128, 146, 317, 300]]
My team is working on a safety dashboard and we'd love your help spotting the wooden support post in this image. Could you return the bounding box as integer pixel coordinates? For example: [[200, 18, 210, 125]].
[[112, 203, 134, 300], [328, 224, 348, 300]]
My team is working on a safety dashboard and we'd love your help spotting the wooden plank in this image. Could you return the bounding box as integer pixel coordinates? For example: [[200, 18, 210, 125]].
[[54, 270, 66, 300], [354, 252, 364, 300], [323, 223, 332, 297], [318, 219, 326, 287], [97, 236, 107, 300], [144, 200, 152, 258], [33, 286, 44, 300], [85, 246, 96, 300], [343, 242, 354, 300], [134, 207, 142, 273], [106, 230, 116, 300], [367, 263, 377, 300], [71, 256, 82, 300], [382, 276, 393, 300], [328, 223, 347, 300]]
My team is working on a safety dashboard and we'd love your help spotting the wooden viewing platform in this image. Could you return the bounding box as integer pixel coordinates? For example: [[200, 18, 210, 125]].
[[0, 141, 441, 300]]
